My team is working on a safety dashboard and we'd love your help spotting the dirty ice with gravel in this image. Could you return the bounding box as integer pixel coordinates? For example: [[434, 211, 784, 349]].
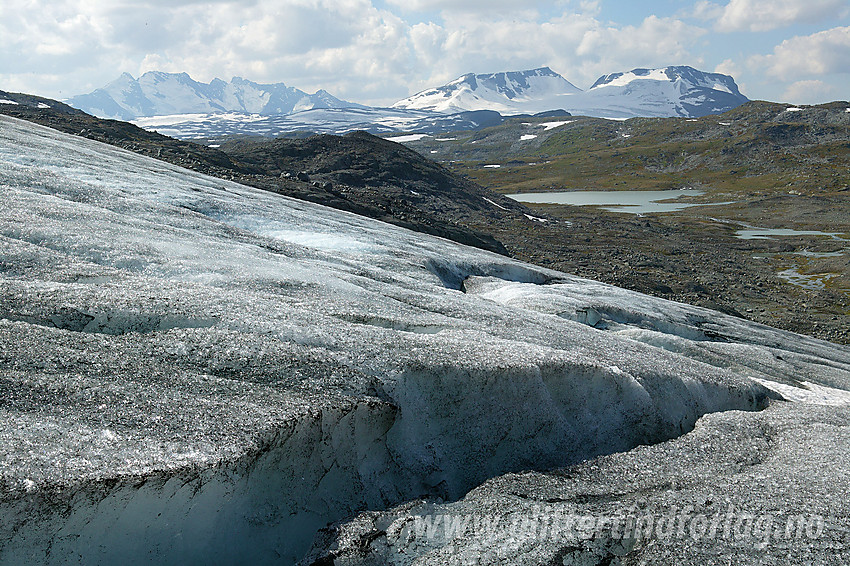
[[0, 115, 848, 565]]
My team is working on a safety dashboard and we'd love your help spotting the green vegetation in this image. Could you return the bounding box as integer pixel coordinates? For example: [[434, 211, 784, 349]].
[[407, 101, 850, 197]]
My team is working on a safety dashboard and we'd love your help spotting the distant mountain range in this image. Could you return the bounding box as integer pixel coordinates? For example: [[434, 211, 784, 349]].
[[394, 66, 748, 119], [65, 66, 749, 138], [66, 72, 364, 121]]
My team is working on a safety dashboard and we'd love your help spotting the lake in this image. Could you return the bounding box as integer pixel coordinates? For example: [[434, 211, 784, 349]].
[[506, 189, 707, 214], [735, 228, 848, 241]]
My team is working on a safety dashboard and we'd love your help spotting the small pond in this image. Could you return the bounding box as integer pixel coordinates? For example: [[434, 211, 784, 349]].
[[506, 189, 709, 214], [735, 228, 848, 241]]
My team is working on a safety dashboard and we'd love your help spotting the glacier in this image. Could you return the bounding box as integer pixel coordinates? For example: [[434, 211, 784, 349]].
[[0, 115, 849, 565]]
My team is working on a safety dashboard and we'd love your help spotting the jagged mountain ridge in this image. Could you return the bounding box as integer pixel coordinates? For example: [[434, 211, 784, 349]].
[[66, 65, 748, 130], [117, 62, 747, 139], [66, 71, 363, 120], [583, 65, 750, 118]]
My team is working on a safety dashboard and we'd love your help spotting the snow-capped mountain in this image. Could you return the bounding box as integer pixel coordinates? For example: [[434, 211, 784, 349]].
[[394, 65, 748, 119], [67, 65, 749, 138], [577, 65, 750, 118], [66, 72, 363, 120], [393, 67, 582, 115]]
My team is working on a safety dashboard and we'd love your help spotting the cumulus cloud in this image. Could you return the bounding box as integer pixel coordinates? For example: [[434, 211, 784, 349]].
[[714, 58, 740, 77], [781, 79, 836, 104], [384, 0, 570, 13], [0, 0, 845, 106], [752, 26, 850, 78], [575, 16, 706, 70], [713, 0, 849, 32], [690, 1, 725, 21], [400, 12, 707, 96], [0, 0, 421, 102]]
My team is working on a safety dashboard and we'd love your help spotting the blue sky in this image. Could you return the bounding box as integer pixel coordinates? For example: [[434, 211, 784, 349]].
[[1, 0, 848, 106]]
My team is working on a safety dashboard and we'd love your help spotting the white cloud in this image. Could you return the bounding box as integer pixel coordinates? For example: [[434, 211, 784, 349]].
[[0, 0, 421, 102], [781, 79, 836, 104], [399, 13, 708, 96], [714, 58, 740, 78], [690, 1, 724, 21], [384, 0, 566, 13], [0, 0, 845, 106], [575, 16, 706, 69], [752, 26, 850, 78], [0, 1, 710, 104], [714, 0, 849, 32]]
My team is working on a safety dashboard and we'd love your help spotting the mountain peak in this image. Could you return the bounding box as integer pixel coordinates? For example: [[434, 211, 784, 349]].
[[590, 65, 742, 94], [583, 65, 747, 117], [391, 64, 747, 119], [394, 67, 582, 114]]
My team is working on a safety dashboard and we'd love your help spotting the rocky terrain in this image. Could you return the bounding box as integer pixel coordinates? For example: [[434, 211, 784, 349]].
[[401, 102, 850, 344]]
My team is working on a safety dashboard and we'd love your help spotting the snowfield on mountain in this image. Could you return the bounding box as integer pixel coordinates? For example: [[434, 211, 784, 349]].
[[394, 66, 749, 119], [66, 72, 363, 121], [69, 66, 750, 140], [0, 115, 848, 565]]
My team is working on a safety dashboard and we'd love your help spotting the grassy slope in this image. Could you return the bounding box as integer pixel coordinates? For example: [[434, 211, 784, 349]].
[[410, 101, 850, 200]]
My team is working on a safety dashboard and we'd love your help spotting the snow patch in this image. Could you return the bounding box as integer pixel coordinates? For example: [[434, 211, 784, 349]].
[[384, 133, 429, 143], [482, 197, 508, 211], [540, 120, 571, 130], [265, 230, 378, 253], [0, 99, 19, 105], [752, 378, 850, 406], [593, 68, 671, 88], [713, 82, 733, 94], [520, 134, 538, 141], [524, 214, 548, 222], [785, 107, 803, 112], [483, 164, 501, 168]]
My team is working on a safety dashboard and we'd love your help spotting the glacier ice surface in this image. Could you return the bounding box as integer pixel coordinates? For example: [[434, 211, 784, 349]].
[[0, 115, 849, 564]]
